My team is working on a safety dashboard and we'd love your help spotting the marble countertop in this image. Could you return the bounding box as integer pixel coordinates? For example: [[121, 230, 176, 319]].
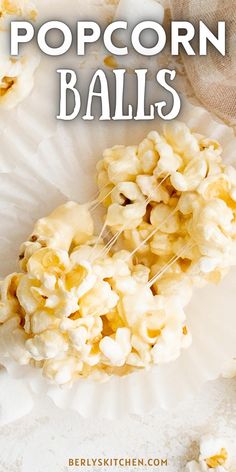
[[0, 378, 235, 472]]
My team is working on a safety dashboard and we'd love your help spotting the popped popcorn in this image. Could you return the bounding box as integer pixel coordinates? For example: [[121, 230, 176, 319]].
[[96, 122, 236, 295], [0, 31, 39, 109], [19, 201, 95, 270], [185, 435, 236, 472], [0, 1, 38, 109], [1, 123, 235, 386], [0, 202, 191, 385], [0, 0, 37, 23]]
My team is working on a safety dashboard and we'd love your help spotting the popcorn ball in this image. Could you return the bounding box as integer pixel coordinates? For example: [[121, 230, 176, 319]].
[[0, 202, 191, 385], [96, 122, 236, 296], [1, 123, 235, 387], [186, 435, 236, 472]]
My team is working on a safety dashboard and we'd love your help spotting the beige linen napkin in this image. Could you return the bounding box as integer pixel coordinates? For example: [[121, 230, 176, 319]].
[[169, 0, 236, 124]]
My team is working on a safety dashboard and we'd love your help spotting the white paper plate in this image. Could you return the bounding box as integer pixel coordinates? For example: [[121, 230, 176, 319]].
[[0, 90, 236, 420]]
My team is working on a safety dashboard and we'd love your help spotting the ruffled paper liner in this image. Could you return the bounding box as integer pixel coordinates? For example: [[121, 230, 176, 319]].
[[0, 0, 118, 159], [1, 264, 236, 420], [0, 90, 236, 421]]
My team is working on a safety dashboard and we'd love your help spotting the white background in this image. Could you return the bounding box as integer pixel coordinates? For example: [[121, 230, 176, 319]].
[[0, 378, 236, 472]]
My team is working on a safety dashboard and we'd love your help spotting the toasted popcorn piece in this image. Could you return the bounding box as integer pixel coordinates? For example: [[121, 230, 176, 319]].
[[152, 270, 193, 307], [27, 248, 70, 283], [60, 315, 102, 341], [79, 280, 119, 317], [147, 131, 183, 174], [27, 249, 95, 305], [137, 312, 163, 345], [178, 192, 202, 215], [106, 201, 146, 230], [132, 264, 150, 284], [65, 260, 96, 297], [104, 307, 125, 334], [171, 157, 208, 192], [19, 241, 42, 269], [104, 145, 141, 184], [150, 203, 180, 233], [197, 135, 222, 155], [72, 246, 131, 280], [107, 182, 146, 228], [16, 274, 43, 315], [97, 169, 110, 194], [120, 222, 157, 255], [20, 202, 94, 269], [0, 273, 23, 323], [94, 251, 131, 279], [0, 0, 38, 107], [163, 122, 200, 159], [126, 351, 146, 368], [0, 0, 37, 22], [197, 174, 231, 201], [43, 355, 81, 385], [113, 273, 141, 296], [138, 141, 158, 174], [200, 437, 228, 464], [136, 175, 170, 203], [0, 316, 31, 365], [150, 233, 176, 257], [68, 326, 96, 353], [43, 282, 82, 319], [111, 181, 144, 205], [0, 50, 40, 109], [190, 200, 234, 255], [25, 330, 68, 361], [99, 327, 131, 367], [185, 435, 234, 472], [30, 309, 60, 335], [121, 284, 155, 326], [150, 296, 191, 363], [31, 201, 94, 249], [152, 322, 192, 364], [120, 283, 189, 366], [60, 317, 102, 368], [17, 272, 81, 319], [130, 334, 152, 366]]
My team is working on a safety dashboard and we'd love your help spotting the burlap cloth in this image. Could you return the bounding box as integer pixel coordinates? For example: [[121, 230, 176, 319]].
[[169, 0, 236, 124]]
